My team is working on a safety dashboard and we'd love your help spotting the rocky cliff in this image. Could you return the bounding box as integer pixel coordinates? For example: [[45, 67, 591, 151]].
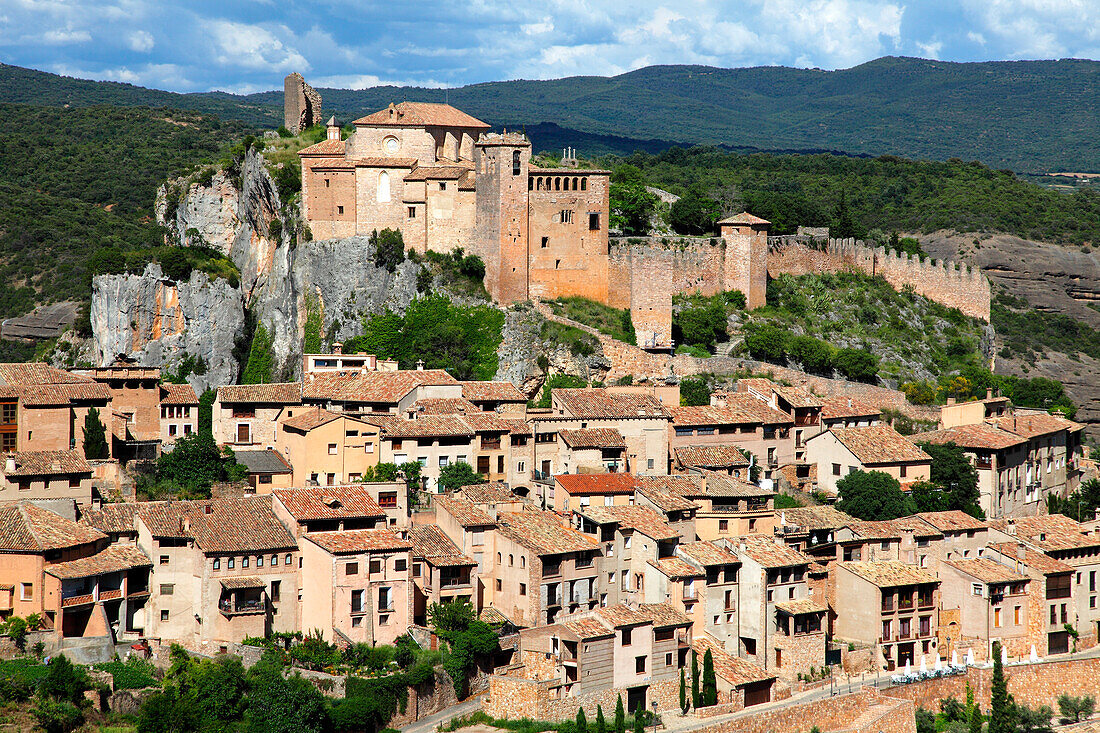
[[91, 264, 244, 392]]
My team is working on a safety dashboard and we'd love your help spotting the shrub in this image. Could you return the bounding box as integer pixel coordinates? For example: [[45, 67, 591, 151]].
[[834, 348, 879, 383], [371, 228, 406, 273], [744, 323, 788, 362]]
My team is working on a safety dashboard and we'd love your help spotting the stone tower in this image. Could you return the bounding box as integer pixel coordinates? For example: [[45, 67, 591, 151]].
[[284, 72, 323, 134], [474, 133, 532, 304], [718, 212, 769, 309]]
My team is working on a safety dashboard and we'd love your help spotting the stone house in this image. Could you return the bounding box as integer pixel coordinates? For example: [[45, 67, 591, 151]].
[[159, 383, 198, 447], [492, 509, 601, 627], [690, 635, 776, 708], [275, 407, 381, 486], [0, 450, 93, 506], [460, 381, 528, 416], [557, 428, 628, 474], [989, 412, 1085, 503], [299, 528, 413, 646], [213, 382, 302, 449], [668, 401, 794, 483], [665, 540, 741, 654], [671, 444, 750, 476], [135, 497, 300, 652], [574, 504, 680, 607], [434, 495, 497, 587], [913, 511, 991, 564], [454, 482, 527, 516], [271, 485, 388, 540], [75, 366, 163, 461], [914, 424, 1030, 518], [232, 449, 293, 493], [820, 397, 881, 429], [408, 524, 477, 624], [939, 394, 1011, 428], [302, 368, 460, 416], [631, 476, 699, 539], [731, 379, 824, 463], [806, 424, 932, 496], [0, 362, 114, 457], [677, 470, 775, 539], [830, 561, 940, 671], [831, 517, 943, 570], [773, 505, 855, 557], [940, 557, 1031, 661], [984, 542, 1075, 656], [545, 473, 638, 514]]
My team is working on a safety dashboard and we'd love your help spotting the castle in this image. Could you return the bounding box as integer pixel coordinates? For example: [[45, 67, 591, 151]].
[[297, 101, 767, 346]]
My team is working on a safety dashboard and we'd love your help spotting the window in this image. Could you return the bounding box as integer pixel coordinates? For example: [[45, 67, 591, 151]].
[[271, 580, 281, 602], [1014, 606, 1022, 625], [994, 608, 1002, 628], [635, 656, 646, 674], [160, 555, 170, 566], [395, 559, 407, 572], [286, 554, 292, 566], [377, 170, 391, 203], [1, 403, 15, 424], [257, 556, 264, 568], [337, 205, 344, 215], [719, 520, 728, 533], [169, 424, 177, 437], [271, 555, 278, 566], [589, 212, 600, 231], [328, 443, 338, 455], [408, 206, 416, 218], [379, 587, 393, 611], [352, 616, 362, 627], [512, 150, 521, 176], [972, 583, 983, 597], [439, 456, 450, 468], [378, 491, 398, 508], [161, 610, 170, 622], [19, 583, 32, 601], [227, 558, 235, 569], [242, 557, 249, 568], [439, 181, 447, 190], [900, 465, 908, 478], [160, 584, 174, 595], [213, 558, 220, 570], [324, 179, 330, 187], [647, 458, 654, 470], [351, 590, 364, 613], [560, 210, 574, 224], [623, 536, 632, 550], [622, 628, 632, 646], [496, 579, 502, 591], [882, 620, 891, 640], [520, 583, 527, 596], [665, 652, 673, 666], [832, 463, 841, 476], [370, 560, 382, 574], [346, 562, 359, 576]]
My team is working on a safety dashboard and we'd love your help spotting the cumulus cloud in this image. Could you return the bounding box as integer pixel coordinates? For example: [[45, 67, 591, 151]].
[[41, 28, 91, 44], [203, 19, 308, 72], [127, 30, 154, 52]]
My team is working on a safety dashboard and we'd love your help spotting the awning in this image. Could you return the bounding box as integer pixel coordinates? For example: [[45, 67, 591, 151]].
[[221, 577, 265, 590]]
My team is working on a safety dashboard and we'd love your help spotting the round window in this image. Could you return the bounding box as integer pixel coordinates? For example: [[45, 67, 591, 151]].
[[383, 136, 400, 154]]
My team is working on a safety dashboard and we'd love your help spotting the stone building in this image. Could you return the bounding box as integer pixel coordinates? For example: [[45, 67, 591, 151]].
[[806, 425, 932, 496], [939, 557, 1031, 660], [0, 363, 113, 457], [574, 504, 680, 607], [283, 72, 322, 135], [0, 450, 93, 506]]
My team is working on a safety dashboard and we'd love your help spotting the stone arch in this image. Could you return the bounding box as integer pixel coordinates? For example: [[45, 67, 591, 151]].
[[528, 176, 533, 190], [572, 177, 579, 190], [554, 177, 561, 191], [580, 177, 587, 191], [377, 170, 391, 203]]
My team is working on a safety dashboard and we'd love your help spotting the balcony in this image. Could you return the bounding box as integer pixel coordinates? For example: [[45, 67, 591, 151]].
[[219, 597, 265, 616], [440, 577, 473, 590], [682, 590, 698, 602], [794, 415, 818, 427], [61, 593, 94, 608], [918, 595, 934, 609], [481, 439, 502, 450], [99, 589, 122, 602]]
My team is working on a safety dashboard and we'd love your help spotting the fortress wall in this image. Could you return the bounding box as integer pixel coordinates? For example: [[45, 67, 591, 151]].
[[527, 175, 610, 304], [767, 238, 991, 321]]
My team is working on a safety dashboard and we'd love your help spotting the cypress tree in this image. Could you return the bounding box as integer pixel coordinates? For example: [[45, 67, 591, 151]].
[[595, 705, 607, 733], [680, 667, 688, 714], [989, 642, 1015, 733], [82, 407, 108, 459], [702, 649, 718, 707], [633, 708, 644, 733], [967, 682, 982, 733], [691, 650, 700, 708], [577, 708, 588, 733], [614, 694, 625, 733]]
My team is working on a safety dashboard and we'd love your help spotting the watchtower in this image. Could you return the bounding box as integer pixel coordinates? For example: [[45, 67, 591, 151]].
[[718, 213, 770, 309], [474, 133, 532, 304]]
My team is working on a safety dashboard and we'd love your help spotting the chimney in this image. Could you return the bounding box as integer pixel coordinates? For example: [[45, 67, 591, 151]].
[[416, 359, 425, 371], [847, 397, 852, 408], [986, 388, 993, 400], [1016, 542, 1026, 561], [326, 116, 340, 141], [50, 460, 61, 472], [946, 397, 956, 405], [333, 342, 343, 355], [4, 456, 14, 474]]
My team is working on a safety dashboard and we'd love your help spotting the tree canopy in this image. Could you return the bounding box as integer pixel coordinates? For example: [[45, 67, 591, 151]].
[[836, 470, 912, 521]]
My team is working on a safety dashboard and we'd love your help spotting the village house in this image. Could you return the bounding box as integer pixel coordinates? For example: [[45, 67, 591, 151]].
[[984, 542, 1075, 655], [302, 346, 399, 375], [544, 473, 637, 514], [671, 444, 750, 476], [75, 366, 163, 461], [135, 497, 300, 652], [730, 379, 824, 463], [275, 407, 381, 486], [914, 423, 1030, 518], [271, 485, 388, 539], [819, 396, 882, 429], [631, 476, 699, 539], [939, 394, 1011, 429], [0, 363, 113, 457], [830, 517, 944, 570], [232, 449, 294, 493], [454, 482, 527, 516], [830, 561, 940, 671], [668, 402, 794, 483], [460, 381, 528, 416], [989, 412, 1085, 502], [213, 383, 302, 449], [374, 412, 512, 492], [806, 424, 932, 495], [660, 540, 741, 653], [299, 528, 414, 646], [939, 557, 1031, 661], [408, 524, 477, 624], [302, 368, 459, 416], [159, 383, 198, 447], [574, 504, 680, 607], [677, 470, 775, 539], [0, 450, 93, 506], [913, 510, 991, 564], [773, 505, 855, 557], [557, 428, 628, 474], [690, 635, 777, 708], [434, 494, 496, 584]]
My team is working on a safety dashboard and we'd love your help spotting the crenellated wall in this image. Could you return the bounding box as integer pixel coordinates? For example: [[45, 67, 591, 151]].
[[768, 237, 991, 321]]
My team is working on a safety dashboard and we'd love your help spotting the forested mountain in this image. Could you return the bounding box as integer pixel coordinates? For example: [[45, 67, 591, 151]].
[[4, 57, 1100, 171]]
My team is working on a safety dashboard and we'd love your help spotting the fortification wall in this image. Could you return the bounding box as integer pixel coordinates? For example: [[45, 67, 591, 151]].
[[768, 238, 991, 321]]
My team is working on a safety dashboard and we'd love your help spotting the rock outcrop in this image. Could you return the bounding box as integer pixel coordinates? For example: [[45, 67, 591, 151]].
[[91, 264, 245, 393], [284, 73, 322, 135]]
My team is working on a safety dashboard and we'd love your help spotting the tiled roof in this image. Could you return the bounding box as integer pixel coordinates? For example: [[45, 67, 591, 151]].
[[636, 603, 693, 627], [674, 445, 749, 469], [2, 450, 91, 477], [821, 396, 881, 421], [672, 401, 792, 427], [0, 503, 105, 552], [281, 406, 346, 432], [307, 157, 355, 169], [234, 449, 292, 475], [594, 604, 647, 627], [273, 486, 385, 521], [717, 212, 770, 226], [221, 576, 266, 589], [160, 383, 198, 405], [845, 520, 903, 541], [502, 418, 532, 436], [496, 510, 599, 555], [460, 381, 526, 403], [841, 561, 940, 587], [79, 503, 144, 535], [988, 542, 1074, 576], [692, 636, 775, 686], [777, 506, 855, 531], [410, 398, 479, 415], [304, 370, 457, 404], [736, 537, 810, 568], [0, 363, 91, 386], [556, 473, 638, 496], [457, 412, 514, 433], [771, 384, 823, 410], [990, 515, 1100, 553], [137, 497, 297, 554], [45, 545, 151, 580], [827, 425, 931, 465], [560, 428, 626, 449], [408, 524, 476, 567], [578, 505, 679, 541], [457, 482, 517, 504], [648, 557, 705, 579], [678, 541, 739, 567], [945, 557, 1028, 584], [991, 413, 1084, 439], [434, 496, 495, 527], [553, 389, 670, 419], [298, 138, 346, 156], [915, 510, 987, 533], [699, 470, 774, 498], [913, 424, 1025, 451], [217, 382, 302, 404], [353, 102, 490, 129], [381, 415, 475, 439], [403, 165, 471, 181], [774, 598, 828, 616], [634, 481, 698, 513], [561, 616, 615, 639], [304, 528, 413, 554], [17, 383, 113, 406]]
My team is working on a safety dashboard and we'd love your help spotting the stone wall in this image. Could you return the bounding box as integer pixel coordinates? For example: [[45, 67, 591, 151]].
[[768, 238, 991, 322], [284, 73, 322, 135], [690, 688, 914, 733]]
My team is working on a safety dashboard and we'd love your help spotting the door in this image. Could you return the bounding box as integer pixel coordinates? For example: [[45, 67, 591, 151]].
[[743, 681, 772, 707], [236, 423, 250, 443]]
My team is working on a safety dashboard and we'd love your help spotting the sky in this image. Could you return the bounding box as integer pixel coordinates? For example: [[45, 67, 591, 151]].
[[1, 0, 1098, 94]]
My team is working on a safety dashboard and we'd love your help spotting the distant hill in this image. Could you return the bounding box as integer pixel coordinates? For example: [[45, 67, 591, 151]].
[[4, 57, 1100, 171]]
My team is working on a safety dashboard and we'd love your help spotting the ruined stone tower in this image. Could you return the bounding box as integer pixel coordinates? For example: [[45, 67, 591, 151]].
[[474, 133, 532, 304], [719, 212, 769, 309], [284, 72, 323, 134]]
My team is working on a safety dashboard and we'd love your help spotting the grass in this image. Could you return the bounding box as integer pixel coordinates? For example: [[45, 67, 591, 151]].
[[547, 296, 635, 344], [539, 319, 599, 357]]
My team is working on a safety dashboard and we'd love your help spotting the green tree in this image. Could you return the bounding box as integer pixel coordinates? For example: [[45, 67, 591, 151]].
[[701, 648, 718, 706], [1057, 694, 1095, 723], [1014, 704, 1053, 733], [241, 323, 275, 385], [909, 481, 949, 513], [244, 670, 331, 733], [833, 348, 879, 383], [428, 599, 499, 697], [577, 707, 588, 733], [614, 694, 626, 733], [82, 406, 109, 460], [680, 667, 688, 714], [437, 461, 484, 494], [915, 708, 936, 733], [595, 705, 607, 733], [919, 442, 983, 518], [160, 248, 192, 282], [302, 294, 324, 355], [743, 323, 789, 362], [788, 335, 833, 375], [633, 709, 645, 733], [38, 655, 89, 704], [675, 299, 728, 348], [691, 650, 700, 708], [197, 388, 215, 439], [610, 165, 657, 235], [371, 228, 407, 272], [679, 376, 713, 407], [668, 187, 721, 235], [155, 432, 248, 495], [989, 642, 1015, 733], [31, 698, 84, 733], [969, 700, 983, 733], [832, 189, 859, 239], [836, 470, 913, 521]]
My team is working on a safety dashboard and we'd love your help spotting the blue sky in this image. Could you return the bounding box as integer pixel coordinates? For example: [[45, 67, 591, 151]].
[[1, 0, 1098, 93]]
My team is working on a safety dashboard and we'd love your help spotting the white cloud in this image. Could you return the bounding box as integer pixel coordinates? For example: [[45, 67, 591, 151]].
[[127, 29, 154, 52], [967, 31, 986, 45], [916, 40, 943, 59], [311, 73, 449, 89], [41, 28, 91, 44], [203, 19, 308, 72]]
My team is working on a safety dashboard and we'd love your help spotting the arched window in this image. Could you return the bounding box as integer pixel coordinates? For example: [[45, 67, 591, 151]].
[[536, 178, 543, 191], [573, 177, 579, 190], [580, 177, 587, 191], [528, 176, 534, 190], [554, 177, 561, 191], [512, 150, 521, 176], [377, 170, 391, 203]]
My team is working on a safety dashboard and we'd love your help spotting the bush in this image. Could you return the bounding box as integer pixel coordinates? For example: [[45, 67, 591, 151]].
[[371, 228, 406, 273], [787, 335, 833, 374], [834, 348, 879, 383], [744, 323, 788, 362], [95, 656, 159, 690]]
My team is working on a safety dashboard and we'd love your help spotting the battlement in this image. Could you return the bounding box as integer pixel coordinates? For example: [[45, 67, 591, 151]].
[[476, 131, 530, 147]]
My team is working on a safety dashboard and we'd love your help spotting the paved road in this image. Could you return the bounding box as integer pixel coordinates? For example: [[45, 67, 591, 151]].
[[400, 694, 486, 733]]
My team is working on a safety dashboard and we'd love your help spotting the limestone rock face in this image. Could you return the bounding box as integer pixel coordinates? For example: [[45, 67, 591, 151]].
[[91, 264, 245, 393], [495, 306, 611, 397], [284, 72, 322, 134]]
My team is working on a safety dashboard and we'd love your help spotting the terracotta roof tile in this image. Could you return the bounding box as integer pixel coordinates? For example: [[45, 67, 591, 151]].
[[698, 470, 774, 498], [593, 603, 647, 627], [353, 102, 490, 129], [410, 398, 479, 415], [160, 383, 198, 405], [678, 540, 740, 567], [79, 503, 144, 535], [560, 428, 626, 449], [45, 545, 150, 580], [945, 557, 1029, 584], [304, 369, 457, 404], [0, 363, 91, 386], [915, 510, 988, 533], [673, 445, 749, 469], [692, 636, 775, 686], [0, 503, 105, 552], [2, 450, 90, 477], [561, 616, 614, 639], [217, 382, 302, 405], [352, 157, 419, 168], [826, 425, 931, 465], [457, 412, 513, 433], [304, 528, 412, 554], [17, 383, 113, 406], [717, 212, 770, 226], [988, 542, 1074, 576], [554, 389, 670, 419], [672, 400, 793, 426], [496, 510, 598, 555], [636, 603, 693, 627], [634, 482, 698, 513], [736, 536, 810, 568], [381, 415, 475, 439], [273, 486, 385, 521], [233, 449, 292, 475], [841, 560, 940, 587], [991, 413, 1084, 439], [137, 497, 297, 554], [461, 381, 526, 403], [777, 506, 855, 531], [648, 557, 705, 579], [821, 396, 881, 421], [434, 495, 495, 527], [456, 482, 517, 504], [403, 165, 470, 181], [913, 424, 1025, 451], [774, 598, 828, 615], [556, 473, 637, 496], [281, 406, 351, 432], [298, 138, 346, 156], [578, 505, 679, 541], [408, 524, 476, 567], [221, 576, 266, 589], [989, 514, 1100, 553]]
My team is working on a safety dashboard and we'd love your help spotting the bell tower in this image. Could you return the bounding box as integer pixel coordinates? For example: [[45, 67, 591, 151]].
[[474, 132, 532, 304]]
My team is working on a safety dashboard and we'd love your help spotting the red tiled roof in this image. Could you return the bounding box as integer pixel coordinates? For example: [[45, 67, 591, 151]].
[[648, 557, 705, 579], [678, 541, 739, 567], [698, 470, 773, 498], [456, 482, 517, 504], [137, 496, 297, 554], [434, 495, 495, 527], [17, 383, 113, 406], [825, 425, 931, 465], [634, 480, 698, 513], [945, 557, 1028, 584], [304, 528, 413, 554], [79, 503, 144, 535], [497, 510, 599, 555], [717, 212, 770, 226], [298, 139, 346, 156], [461, 381, 526, 403], [381, 415, 475, 439], [217, 382, 302, 405], [160, 383, 198, 405], [840, 560, 940, 587], [403, 165, 471, 181], [0, 503, 106, 552], [45, 545, 151, 580], [353, 102, 490, 129], [821, 396, 881, 421], [672, 402, 792, 426], [556, 473, 637, 496], [692, 636, 775, 686], [553, 389, 669, 419], [304, 369, 457, 404], [913, 424, 1025, 451], [777, 506, 855, 531], [408, 524, 476, 567], [674, 445, 749, 469], [579, 505, 679, 541], [988, 542, 1074, 576], [561, 616, 615, 639], [281, 406, 354, 432], [273, 486, 385, 521], [2, 450, 91, 477], [736, 536, 810, 568], [990, 514, 1100, 553], [914, 510, 987, 533], [991, 413, 1084, 439], [410, 398, 479, 415], [0, 363, 91, 386], [559, 428, 626, 449]]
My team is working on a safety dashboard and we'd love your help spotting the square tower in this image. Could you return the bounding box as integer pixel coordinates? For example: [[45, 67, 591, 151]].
[[718, 213, 769, 309], [474, 133, 532, 304]]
